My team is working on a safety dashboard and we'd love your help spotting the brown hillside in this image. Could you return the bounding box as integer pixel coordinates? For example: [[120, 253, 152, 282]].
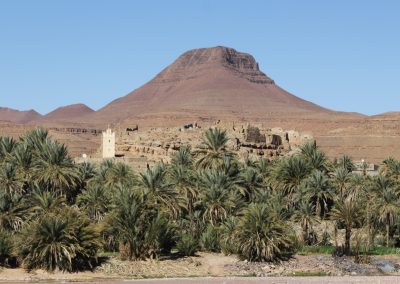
[[0, 107, 42, 123], [85, 46, 338, 125], [34, 103, 94, 125]]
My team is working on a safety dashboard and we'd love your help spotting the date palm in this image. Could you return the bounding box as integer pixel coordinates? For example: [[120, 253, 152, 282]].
[[195, 128, 234, 169], [373, 176, 400, 247], [140, 164, 180, 217], [236, 203, 294, 261], [77, 185, 111, 223], [293, 201, 319, 245], [303, 170, 334, 218], [274, 155, 311, 195], [198, 169, 235, 226], [0, 163, 24, 195], [330, 196, 363, 255], [33, 140, 79, 197], [105, 162, 136, 189]]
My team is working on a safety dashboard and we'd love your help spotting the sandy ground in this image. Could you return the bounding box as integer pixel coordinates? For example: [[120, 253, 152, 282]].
[[1, 253, 400, 282]]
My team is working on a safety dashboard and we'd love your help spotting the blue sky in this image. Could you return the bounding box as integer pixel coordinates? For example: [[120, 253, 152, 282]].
[[0, 0, 399, 115]]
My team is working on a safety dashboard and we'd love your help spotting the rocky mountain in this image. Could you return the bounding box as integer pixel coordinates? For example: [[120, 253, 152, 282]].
[[0, 107, 42, 124], [84, 46, 335, 126]]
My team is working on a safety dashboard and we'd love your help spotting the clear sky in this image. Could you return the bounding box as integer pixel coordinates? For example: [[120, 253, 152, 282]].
[[0, 0, 399, 115]]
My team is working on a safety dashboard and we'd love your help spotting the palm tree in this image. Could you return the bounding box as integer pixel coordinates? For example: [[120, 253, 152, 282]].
[[198, 169, 236, 226], [140, 164, 180, 217], [373, 178, 400, 247], [0, 163, 24, 195], [167, 163, 197, 214], [236, 203, 294, 261], [0, 137, 16, 163], [105, 162, 136, 189], [330, 196, 363, 255], [33, 140, 79, 197], [337, 155, 355, 173], [26, 189, 65, 218], [302, 170, 334, 218], [332, 167, 352, 199], [77, 185, 111, 223], [171, 146, 193, 167], [293, 201, 319, 245], [0, 192, 26, 231], [195, 128, 234, 169], [17, 210, 101, 271], [273, 155, 311, 196], [238, 166, 264, 202]]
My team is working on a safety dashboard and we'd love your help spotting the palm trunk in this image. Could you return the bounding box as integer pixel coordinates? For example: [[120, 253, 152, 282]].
[[345, 226, 351, 255], [386, 223, 390, 247], [334, 222, 338, 247]]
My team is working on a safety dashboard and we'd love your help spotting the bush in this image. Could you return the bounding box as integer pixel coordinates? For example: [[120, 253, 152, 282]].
[[0, 230, 14, 266], [176, 233, 198, 256], [235, 204, 295, 262], [200, 225, 220, 252], [16, 208, 101, 272]]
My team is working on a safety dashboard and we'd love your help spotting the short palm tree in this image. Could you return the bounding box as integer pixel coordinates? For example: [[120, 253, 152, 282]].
[[17, 211, 101, 272], [293, 201, 319, 245], [77, 185, 111, 223], [236, 203, 294, 262]]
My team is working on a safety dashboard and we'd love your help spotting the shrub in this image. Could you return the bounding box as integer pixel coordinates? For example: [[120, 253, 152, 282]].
[[200, 225, 220, 252], [236, 204, 295, 262], [176, 233, 198, 256], [16, 208, 101, 272], [0, 230, 14, 266]]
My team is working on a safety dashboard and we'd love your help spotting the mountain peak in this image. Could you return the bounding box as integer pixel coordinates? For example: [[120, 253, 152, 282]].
[[153, 46, 274, 84]]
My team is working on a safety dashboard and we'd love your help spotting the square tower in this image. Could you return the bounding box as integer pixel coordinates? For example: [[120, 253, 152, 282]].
[[102, 128, 115, 158]]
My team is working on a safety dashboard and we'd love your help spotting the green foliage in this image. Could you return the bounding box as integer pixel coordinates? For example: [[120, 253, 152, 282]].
[[176, 233, 198, 256], [235, 203, 295, 262], [1, 126, 400, 271], [0, 230, 14, 266], [200, 225, 221, 252], [16, 208, 101, 272]]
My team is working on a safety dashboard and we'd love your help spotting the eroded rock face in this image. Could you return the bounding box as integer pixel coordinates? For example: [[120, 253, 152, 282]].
[[152, 46, 274, 85]]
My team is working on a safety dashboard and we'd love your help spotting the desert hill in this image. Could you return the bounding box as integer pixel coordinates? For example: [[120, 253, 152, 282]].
[[33, 103, 95, 125], [0, 107, 42, 124]]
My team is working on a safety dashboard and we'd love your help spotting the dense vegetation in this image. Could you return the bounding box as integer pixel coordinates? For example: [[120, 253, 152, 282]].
[[0, 128, 400, 271]]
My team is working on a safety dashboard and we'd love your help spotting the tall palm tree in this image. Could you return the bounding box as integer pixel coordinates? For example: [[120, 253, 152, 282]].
[[238, 166, 264, 202], [332, 167, 352, 199], [302, 170, 334, 218], [167, 163, 197, 214], [171, 146, 193, 167], [374, 179, 400, 247], [330, 196, 363, 255], [195, 128, 234, 169]]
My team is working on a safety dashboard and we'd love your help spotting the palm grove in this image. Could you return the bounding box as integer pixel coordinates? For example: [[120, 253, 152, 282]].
[[0, 128, 399, 271]]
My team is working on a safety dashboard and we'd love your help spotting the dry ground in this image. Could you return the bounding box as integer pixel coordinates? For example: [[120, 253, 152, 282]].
[[1, 252, 400, 282]]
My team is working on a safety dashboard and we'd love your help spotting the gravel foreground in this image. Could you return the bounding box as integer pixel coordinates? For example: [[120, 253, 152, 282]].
[[41, 276, 400, 284]]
